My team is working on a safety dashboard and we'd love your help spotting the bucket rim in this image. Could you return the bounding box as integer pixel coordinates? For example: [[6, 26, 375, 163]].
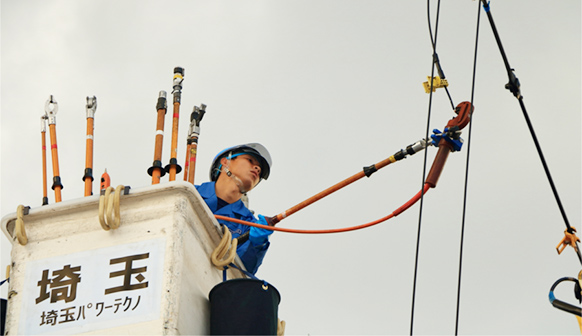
[[209, 278, 281, 303]]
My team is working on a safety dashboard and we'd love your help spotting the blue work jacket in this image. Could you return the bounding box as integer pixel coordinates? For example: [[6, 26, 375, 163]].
[[196, 182, 269, 274]]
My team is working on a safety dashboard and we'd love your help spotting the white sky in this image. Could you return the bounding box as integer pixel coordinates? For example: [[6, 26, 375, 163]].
[[1, 1, 581, 335]]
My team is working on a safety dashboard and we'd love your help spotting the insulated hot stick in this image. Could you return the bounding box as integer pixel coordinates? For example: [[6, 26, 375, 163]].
[[83, 96, 97, 196], [183, 123, 193, 182], [235, 136, 431, 244], [216, 183, 431, 236], [183, 133, 191, 182], [148, 91, 167, 184], [233, 104, 473, 244], [40, 115, 49, 205], [187, 104, 206, 184], [425, 101, 473, 188], [165, 67, 184, 181], [45, 95, 63, 202]]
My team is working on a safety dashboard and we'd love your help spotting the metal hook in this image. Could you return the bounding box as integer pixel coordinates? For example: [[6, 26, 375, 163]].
[[86, 96, 97, 118], [40, 115, 47, 132], [549, 276, 582, 317], [86, 96, 97, 110], [45, 95, 58, 116]]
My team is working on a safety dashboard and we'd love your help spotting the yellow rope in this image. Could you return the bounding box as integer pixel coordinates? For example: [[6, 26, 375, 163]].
[[99, 186, 112, 230], [15, 204, 28, 245], [210, 226, 238, 269], [99, 185, 124, 230]]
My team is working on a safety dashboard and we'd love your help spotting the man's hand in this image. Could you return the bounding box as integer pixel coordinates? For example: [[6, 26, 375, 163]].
[[249, 214, 274, 246]]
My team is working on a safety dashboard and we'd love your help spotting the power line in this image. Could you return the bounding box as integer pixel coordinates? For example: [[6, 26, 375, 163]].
[[410, 0, 442, 334], [454, 1, 482, 334]]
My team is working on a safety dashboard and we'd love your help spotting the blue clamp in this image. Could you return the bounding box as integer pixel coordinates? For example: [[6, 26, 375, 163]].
[[431, 128, 464, 152]]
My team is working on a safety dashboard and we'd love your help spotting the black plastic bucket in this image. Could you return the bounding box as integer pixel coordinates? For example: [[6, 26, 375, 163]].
[[209, 278, 281, 335]]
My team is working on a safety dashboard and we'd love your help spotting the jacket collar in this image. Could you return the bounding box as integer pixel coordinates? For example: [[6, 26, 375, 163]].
[[197, 182, 252, 218]]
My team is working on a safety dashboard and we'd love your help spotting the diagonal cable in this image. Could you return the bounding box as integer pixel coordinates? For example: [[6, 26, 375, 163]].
[[479, 0, 581, 264], [454, 2, 482, 334], [411, 0, 442, 334]]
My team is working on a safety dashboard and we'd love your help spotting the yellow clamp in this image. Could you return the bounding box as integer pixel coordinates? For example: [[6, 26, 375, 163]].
[[556, 227, 580, 254], [423, 76, 449, 93]]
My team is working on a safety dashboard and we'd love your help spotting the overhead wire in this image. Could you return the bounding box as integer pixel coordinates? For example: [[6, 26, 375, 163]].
[[426, 0, 455, 111], [410, 0, 443, 334], [210, 2, 580, 332], [454, 1, 482, 334], [479, 0, 581, 265]]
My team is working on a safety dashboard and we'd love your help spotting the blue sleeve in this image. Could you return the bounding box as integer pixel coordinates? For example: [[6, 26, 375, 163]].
[[236, 239, 270, 275], [235, 215, 270, 275]]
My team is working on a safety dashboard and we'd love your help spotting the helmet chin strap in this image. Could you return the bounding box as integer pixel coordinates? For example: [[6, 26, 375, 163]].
[[222, 156, 248, 194]]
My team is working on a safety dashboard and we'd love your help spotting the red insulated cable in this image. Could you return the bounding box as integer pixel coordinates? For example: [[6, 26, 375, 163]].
[[214, 183, 430, 235]]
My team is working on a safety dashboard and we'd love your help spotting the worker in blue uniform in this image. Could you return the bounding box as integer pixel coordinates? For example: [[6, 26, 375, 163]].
[[196, 143, 273, 274]]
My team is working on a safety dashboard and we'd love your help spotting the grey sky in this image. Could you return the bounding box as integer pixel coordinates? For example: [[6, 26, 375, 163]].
[[1, 1, 581, 334]]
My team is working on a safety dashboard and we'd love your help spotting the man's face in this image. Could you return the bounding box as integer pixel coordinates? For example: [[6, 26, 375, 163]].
[[221, 154, 262, 191]]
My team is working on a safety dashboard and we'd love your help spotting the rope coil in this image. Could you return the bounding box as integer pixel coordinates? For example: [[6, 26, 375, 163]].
[[99, 185, 125, 230], [210, 226, 239, 269], [15, 204, 29, 245]]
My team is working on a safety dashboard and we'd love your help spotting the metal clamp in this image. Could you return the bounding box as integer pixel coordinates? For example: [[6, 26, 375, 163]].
[[40, 115, 47, 132], [431, 128, 464, 152], [86, 96, 97, 118], [172, 66, 185, 98], [423, 76, 449, 93], [556, 227, 580, 254], [189, 104, 206, 134], [45, 95, 58, 124]]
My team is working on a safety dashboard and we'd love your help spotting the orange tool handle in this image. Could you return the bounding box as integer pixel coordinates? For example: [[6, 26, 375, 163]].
[[41, 127, 48, 205], [149, 91, 167, 184], [183, 141, 191, 182], [167, 67, 184, 181], [49, 124, 62, 202], [84, 117, 95, 196], [186, 104, 206, 185], [168, 102, 180, 181], [187, 140, 198, 184], [269, 154, 398, 226]]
